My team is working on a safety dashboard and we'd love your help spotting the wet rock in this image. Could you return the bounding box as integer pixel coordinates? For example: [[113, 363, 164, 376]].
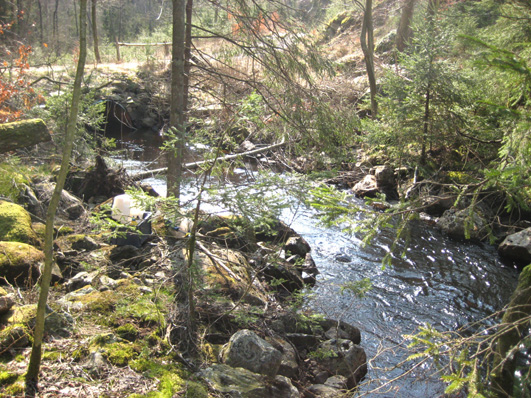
[[437, 207, 488, 240], [420, 194, 457, 217], [352, 165, 398, 200], [0, 200, 40, 245], [263, 261, 305, 292], [267, 336, 299, 379], [335, 255, 351, 263], [320, 319, 361, 345], [199, 364, 299, 398], [221, 329, 282, 377], [352, 174, 379, 198], [0, 241, 42, 285], [318, 339, 367, 388], [306, 384, 344, 398], [498, 228, 531, 265], [284, 236, 311, 257], [285, 333, 320, 351]]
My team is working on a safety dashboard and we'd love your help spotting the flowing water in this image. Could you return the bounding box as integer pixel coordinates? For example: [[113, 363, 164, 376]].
[[110, 132, 519, 397]]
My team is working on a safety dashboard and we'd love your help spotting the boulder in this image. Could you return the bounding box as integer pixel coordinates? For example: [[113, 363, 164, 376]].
[[33, 182, 87, 220], [199, 364, 299, 398], [0, 324, 31, 349], [320, 319, 361, 345], [71, 235, 101, 252], [318, 339, 367, 389], [0, 295, 15, 315], [437, 208, 488, 240], [352, 174, 379, 198], [0, 201, 40, 245], [263, 261, 305, 292], [0, 242, 43, 285], [266, 336, 299, 379], [498, 228, 531, 265], [352, 165, 398, 200], [284, 236, 311, 257], [221, 329, 282, 377]]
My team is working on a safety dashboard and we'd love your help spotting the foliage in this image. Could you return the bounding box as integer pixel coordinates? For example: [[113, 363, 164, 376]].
[[0, 156, 30, 202], [340, 278, 372, 298], [0, 42, 40, 123], [31, 89, 105, 159]]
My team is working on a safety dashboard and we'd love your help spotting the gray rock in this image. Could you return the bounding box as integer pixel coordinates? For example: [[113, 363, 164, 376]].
[[284, 236, 311, 257], [325, 375, 348, 389], [0, 295, 15, 315], [437, 208, 488, 240], [320, 319, 361, 345], [34, 182, 87, 221], [71, 236, 101, 252], [65, 271, 97, 292], [267, 336, 299, 379], [199, 364, 299, 398], [221, 329, 282, 377], [84, 350, 108, 377], [498, 228, 531, 264], [306, 384, 344, 398], [352, 174, 379, 198], [318, 339, 367, 389]]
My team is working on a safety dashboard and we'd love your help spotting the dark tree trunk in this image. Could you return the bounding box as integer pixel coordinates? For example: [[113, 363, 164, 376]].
[[360, 0, 378, 117], [396, 0, 416, 52], [92, 0, 101, 63]]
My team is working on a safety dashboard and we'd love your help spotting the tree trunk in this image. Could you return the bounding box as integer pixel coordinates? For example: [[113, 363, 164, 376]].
[[37, 0, 44, 44], [91, 0, 101, 63], [25, 0, 87, 388], [396, 0, 416, 52], [167, 0, 186, 199], [53, 0, 60, 55], [492, 264, 531, 397], [360, 0, 378, 117], [421, 86, 430, 164], [0, 119, 51, 153], [183, 0, 193, 114]]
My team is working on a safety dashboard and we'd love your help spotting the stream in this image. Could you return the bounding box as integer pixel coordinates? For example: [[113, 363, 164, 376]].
[[110, 131, 519, 397]]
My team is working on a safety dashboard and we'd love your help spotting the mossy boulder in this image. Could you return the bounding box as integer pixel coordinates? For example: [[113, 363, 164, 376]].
[[0, 242, 42, 285], [0, 324, 32, 349], [199, 364, 299, 398], [0, 200, 39, 245]]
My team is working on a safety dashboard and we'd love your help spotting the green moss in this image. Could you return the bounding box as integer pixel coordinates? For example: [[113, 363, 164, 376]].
[[74, 291, 117, 313], [115, 323, 139, 342], [446, 171, 477, 184], [0, 201, 39, 245], [0, 370, 19, 385], [0, 162, 29, 202], [42, 350, 61, 362], [0, 243, 43, 285], [102, 342, 139, 366], [2, 380, 24, 397], [72, 347, 89, 362]]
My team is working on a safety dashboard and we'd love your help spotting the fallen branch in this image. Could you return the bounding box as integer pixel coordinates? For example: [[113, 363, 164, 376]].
[[131, 137, 286, 181]]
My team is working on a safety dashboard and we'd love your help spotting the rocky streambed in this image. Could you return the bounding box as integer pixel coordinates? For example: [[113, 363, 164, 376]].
[[0, 160, 370, 398]]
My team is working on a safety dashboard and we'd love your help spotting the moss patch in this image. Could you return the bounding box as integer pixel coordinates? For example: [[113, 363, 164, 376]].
[[0, 242, 43, 285], [115, 323, 139, 342], [0, 201, 39, 245]]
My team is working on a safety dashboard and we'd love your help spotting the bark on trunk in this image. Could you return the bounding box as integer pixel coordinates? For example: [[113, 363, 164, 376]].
[[360, 0, 378, 117], [92, 0, 101, 63], [167, 0, 186, 199], [396, 0, 416, 52], [0, 119, 51, 153], [25, 0, 87, 387]]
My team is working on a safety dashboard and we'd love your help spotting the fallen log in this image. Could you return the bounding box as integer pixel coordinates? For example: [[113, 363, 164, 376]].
[[131, 138, 287, 181], [0, 119, 51, 154]]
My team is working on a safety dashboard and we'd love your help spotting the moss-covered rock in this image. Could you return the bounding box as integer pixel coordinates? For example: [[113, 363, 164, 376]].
[[0, 201, 39, 245], [0, 242, 42, 285], [0, 324, 32, 350]]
